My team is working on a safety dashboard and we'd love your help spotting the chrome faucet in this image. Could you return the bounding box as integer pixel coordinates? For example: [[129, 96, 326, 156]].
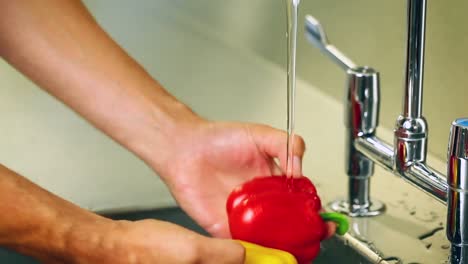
[[305, 0, 468, 262], [447, 119, 468, 263], [305, 15, 385, 217]]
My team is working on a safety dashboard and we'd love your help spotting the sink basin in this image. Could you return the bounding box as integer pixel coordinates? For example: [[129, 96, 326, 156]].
[[0, 248, 37, 264], [107, 207, 388, 264], [0, 207, 385, 263]]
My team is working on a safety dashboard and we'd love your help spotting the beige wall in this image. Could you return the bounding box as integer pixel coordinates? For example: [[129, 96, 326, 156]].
[[172, 0, 468, 160]]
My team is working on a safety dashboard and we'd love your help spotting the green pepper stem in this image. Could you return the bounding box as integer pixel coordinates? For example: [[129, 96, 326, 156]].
[[319, 212, 349, 236]]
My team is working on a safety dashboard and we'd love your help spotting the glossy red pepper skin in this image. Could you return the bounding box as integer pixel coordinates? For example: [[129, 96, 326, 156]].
[[227, 176, 327, 264]]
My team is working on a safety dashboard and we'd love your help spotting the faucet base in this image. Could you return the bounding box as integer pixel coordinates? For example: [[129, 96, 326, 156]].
[[329, 199, 385, 217]]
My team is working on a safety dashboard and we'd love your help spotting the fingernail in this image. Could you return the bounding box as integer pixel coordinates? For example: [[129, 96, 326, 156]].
[[293, 156, 302, 177]]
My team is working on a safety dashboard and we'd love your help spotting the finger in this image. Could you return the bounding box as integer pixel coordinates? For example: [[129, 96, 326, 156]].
[[203, 238, 245, 264], [279, 134, 306, 177], [325, 222, 337, 239], [319, 209, 338, 239], [206, 220, 231, 238], [248, 124, 306, 176], [268, 158, 284, 176], [291, 155, 302, 178]]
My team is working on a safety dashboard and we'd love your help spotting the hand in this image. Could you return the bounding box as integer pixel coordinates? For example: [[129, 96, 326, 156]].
[[156, 120, 307, 238], [65, 218, 245, 264]]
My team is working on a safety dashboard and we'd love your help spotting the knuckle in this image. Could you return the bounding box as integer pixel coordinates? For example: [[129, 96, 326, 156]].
[[294, 135, 306, 150], [181, 237, 202, 264]]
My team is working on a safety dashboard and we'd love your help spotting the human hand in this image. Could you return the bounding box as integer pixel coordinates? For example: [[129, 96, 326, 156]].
[[153, 120, 333, 238], [63, 218, 244, 264]]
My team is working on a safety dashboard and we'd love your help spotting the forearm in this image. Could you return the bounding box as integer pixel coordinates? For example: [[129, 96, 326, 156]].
[[0, 0, 200, 174], [0, 164, 112, 262], [0, 166, 244, 264]]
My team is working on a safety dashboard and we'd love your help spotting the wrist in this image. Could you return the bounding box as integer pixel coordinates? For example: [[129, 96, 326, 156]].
[[61, 215, 116, 263], [138, 99, 208, 177], [2, 206, 110, 263]]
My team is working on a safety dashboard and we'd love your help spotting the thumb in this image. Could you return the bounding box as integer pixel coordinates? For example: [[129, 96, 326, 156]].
[[249, 124, 306, 176], [201, 238, 245, 264]]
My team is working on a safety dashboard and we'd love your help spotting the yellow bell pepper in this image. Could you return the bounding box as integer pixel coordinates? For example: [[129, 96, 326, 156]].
[[238, 240, 298, 264]]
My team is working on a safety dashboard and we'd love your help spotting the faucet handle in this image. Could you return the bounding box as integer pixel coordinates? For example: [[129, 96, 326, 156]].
[[447, 118, 468, 260], [305, 15, 357, 71], [448, 118, 468, 160]]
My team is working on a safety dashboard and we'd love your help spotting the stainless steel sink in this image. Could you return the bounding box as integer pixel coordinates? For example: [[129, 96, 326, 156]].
[[0, 207, 388, 264], [107, 207, 382, 263], [107, 207, 391, 264], [0, 248, 37, 264]]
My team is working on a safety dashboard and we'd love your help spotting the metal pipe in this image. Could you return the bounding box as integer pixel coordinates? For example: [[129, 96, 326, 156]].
[[394, 0, 429, 173], [403, 0, 427, 119], [406, 163, 447, 204], [355, 136, 447, 204], [355, 137, 394, 171], [349, 178, 371, 209]]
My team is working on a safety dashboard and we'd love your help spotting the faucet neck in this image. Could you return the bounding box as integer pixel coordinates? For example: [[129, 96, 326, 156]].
[[395, 0, 428, 173], [403, 0, 427, 119]]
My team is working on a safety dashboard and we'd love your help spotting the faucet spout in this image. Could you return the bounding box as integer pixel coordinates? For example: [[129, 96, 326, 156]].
[[403, 0, 427, 119], [395, 0, 428, 173]]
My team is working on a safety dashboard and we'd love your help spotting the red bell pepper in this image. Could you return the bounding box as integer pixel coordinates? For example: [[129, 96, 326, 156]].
[[227, 175, 345, 264]]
